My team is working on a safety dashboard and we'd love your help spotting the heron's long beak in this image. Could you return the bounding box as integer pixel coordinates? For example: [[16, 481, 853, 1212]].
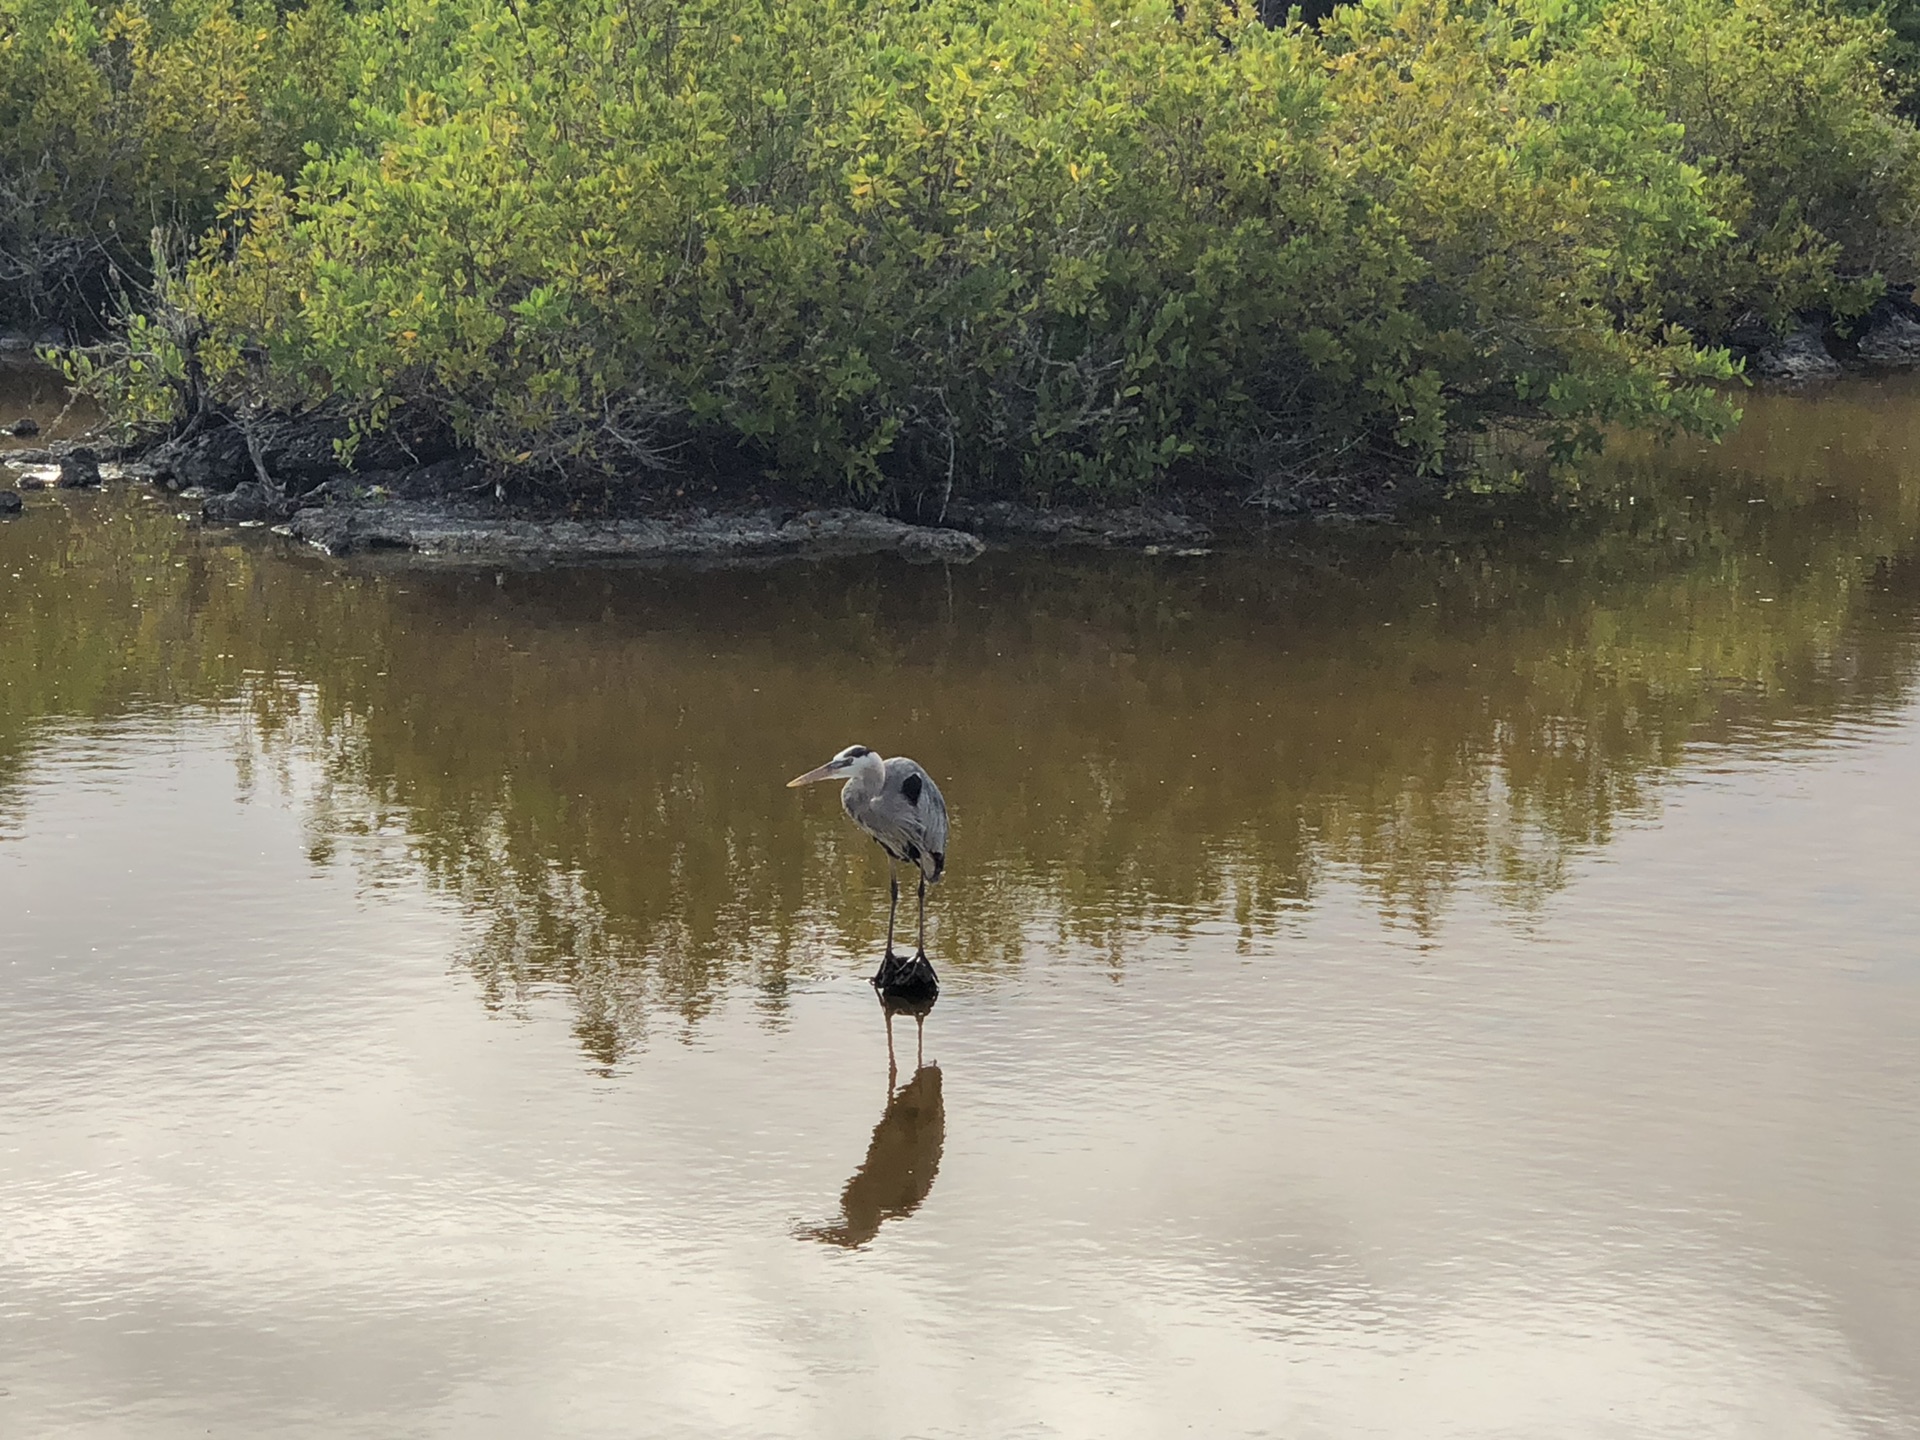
[[787, 762, 844, 788]]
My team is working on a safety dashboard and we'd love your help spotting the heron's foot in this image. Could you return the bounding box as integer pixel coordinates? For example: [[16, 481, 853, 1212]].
[[874, 950, 939, 1005]]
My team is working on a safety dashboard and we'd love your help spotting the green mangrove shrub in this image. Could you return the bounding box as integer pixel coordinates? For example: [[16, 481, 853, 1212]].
[[0, 0, 353, 328], [1596, 0, 1920, 339], [32, 0, 1920, 502]]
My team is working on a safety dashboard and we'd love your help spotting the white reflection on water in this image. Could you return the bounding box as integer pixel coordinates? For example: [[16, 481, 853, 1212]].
[[1, 697, 1917, 1439]]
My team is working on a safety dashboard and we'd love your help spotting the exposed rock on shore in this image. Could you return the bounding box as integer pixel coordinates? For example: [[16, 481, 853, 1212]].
[[0, 328, 64, 355], [126, 417, 1226, 563], [143, 413, 445, 496], [277, 498, 988, 563], [1856, 311, 1920, 367], [1753, 323, 1843, 383], [940, 500, 1212, 549], [57, 448, 100, 488]]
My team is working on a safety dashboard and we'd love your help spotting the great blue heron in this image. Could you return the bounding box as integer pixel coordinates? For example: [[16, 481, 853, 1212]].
[[788, 745, 948, 1001]]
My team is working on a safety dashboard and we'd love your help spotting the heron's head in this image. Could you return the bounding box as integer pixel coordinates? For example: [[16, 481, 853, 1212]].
[[787, 745, 877, 788]]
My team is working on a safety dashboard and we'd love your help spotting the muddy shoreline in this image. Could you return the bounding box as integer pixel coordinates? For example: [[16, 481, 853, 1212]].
[[15, 304, 1917, 564], [2, 416, 1294, 563], [12, 303, 1920, 563]]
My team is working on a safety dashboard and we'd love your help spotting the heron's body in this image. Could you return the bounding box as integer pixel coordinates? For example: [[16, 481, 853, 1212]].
[[840, 755, 947, 884], [789, 746, 948, 1002]]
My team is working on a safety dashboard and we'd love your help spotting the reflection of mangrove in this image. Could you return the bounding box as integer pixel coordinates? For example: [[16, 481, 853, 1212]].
[[4, 382, 1920, 1060], [800, 1064, 945, 1250]]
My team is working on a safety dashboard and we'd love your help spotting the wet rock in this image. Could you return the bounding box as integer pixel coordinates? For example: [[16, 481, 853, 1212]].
[[0, 490, 21, 515], [283, 507, 361, 555], [1752, 323, 1841, 383], [280, 500, 987, 564], [1856, 312, 1920, 368], [898, 525, 988, 563], [0, 326, 65, 354], [202, 481, 294, 524], [943, 499, 1212, 549], [55, 448, 101, 488], [7, 417, 39, 437], [10, 464, 61, 489], [780, 508, 986, 563]]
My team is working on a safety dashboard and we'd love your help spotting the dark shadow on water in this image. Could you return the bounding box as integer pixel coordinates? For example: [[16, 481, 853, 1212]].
[[801, 1021, 945, 1249]]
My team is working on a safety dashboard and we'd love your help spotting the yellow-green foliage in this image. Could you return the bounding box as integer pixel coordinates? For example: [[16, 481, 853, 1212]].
[[16, 0, 1920, 498], [1594, 0, 1920, 336], [0, 0, 351, 324], [1322, 0, 1739, 458]]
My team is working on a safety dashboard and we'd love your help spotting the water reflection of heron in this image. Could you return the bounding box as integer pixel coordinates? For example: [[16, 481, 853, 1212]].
[[788, 745, 948, 1003], [801, 1056, 945, 1249]]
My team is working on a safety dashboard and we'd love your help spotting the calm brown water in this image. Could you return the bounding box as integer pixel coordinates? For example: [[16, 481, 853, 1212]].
[[0, 358, 96, 450], [3, 381, 1919, 1438]]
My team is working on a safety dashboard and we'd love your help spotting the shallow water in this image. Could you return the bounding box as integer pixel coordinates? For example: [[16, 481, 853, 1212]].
[[2, 381, 1918, 1438], [0, 359, 96, 451]]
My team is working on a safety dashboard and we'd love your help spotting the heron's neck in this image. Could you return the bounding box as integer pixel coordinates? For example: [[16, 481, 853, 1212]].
[[842, 751, 886, 803]]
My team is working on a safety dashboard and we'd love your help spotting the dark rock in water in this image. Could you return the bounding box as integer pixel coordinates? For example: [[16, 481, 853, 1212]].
[[285, 506, 364, 554], [897, 525, 987, 563], [0, 490, 22, 515], [7, 416, 39, 437], [1753, 323, 1841, 383], [55, 448, 101, 488], [1856, 312, 1920, 368], [202, 481, 293, 524], [783, 507, 987, 564]]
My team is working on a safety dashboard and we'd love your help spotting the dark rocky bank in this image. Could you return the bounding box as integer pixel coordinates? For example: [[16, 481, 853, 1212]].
[[53, 413, 1220, 561], [10, 303, 1918, 548], [1751, 306, 1920, 383]]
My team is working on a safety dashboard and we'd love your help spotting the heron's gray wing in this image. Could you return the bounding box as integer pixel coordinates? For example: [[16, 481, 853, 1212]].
[[882, 758, 948, 881]]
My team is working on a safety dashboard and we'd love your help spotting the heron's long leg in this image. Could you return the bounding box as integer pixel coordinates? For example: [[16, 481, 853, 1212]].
[[885, 1008, 898, 1087], [916, 875, 927, 956], [886, 858, 900, 957]]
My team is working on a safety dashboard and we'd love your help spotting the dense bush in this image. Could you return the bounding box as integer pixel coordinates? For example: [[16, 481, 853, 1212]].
[[1596, 0, 1920, 339], [15, 0, 1920, 501], [0, 0, 351, 329]]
